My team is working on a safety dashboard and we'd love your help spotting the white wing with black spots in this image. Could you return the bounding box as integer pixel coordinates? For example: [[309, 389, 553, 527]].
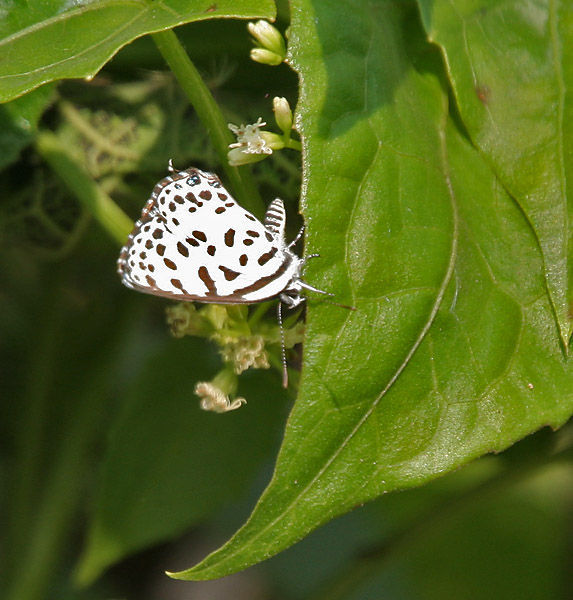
[[117, 167, 302, 303]]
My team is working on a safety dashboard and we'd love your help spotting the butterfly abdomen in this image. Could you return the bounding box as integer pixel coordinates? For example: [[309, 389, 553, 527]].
[[264, 198, 286, 239]]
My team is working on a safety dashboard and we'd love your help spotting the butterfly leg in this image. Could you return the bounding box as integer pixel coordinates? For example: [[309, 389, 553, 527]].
[[298, 280, 334, 297], [302, 253, 320, 266], [288, 225, 305, 249]]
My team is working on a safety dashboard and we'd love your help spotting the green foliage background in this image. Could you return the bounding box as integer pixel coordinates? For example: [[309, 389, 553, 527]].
[[0, 1, 572, 599]]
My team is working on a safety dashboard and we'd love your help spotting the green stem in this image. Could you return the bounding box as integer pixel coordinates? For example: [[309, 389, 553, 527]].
[[151, 29, 264, 216], [248, 301, 273, 328], [36, 132, 133, 245], [307, 443, 573, 600], [285, 138, 302, 151]]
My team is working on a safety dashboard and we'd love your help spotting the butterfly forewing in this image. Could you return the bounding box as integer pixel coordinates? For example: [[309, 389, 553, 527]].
[[118, 168, 298, 303]]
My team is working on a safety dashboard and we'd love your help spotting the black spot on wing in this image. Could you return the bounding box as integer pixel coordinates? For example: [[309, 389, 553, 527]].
[[258, 247, 278, 265], [225, 229, 235, 246], [218, 265, 240, 281], [198, 266, 217, 295]]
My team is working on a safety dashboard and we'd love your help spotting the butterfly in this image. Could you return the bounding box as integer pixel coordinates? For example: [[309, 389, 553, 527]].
[[117, 162, 333, 387]]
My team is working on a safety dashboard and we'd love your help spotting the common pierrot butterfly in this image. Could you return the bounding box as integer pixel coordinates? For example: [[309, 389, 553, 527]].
[[117, 162, 331, 386]]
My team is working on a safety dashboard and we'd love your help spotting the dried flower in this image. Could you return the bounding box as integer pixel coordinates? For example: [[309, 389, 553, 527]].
[[195, 368, 246, 413], [195, 382, 246, 413]]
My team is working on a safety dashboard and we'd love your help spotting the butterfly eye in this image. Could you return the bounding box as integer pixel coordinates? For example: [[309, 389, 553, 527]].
[[187, 175, 201, 186]]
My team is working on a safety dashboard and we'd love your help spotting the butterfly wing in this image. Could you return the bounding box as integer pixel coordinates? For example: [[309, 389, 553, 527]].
[[118, 168, 299, 303]]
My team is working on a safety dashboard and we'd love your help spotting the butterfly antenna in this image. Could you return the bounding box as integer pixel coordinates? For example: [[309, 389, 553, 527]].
[[277, 301, 289, 388]]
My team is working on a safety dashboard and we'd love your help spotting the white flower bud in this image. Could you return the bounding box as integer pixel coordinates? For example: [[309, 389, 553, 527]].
[[273, 97, 293, 134], [250, 48, 284, 66], [247, 20, 286, 58]]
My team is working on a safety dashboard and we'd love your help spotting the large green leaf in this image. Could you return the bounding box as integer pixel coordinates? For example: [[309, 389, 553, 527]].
[[171, 0, 573, 579], [417, 0, 573, 346], [76, 335, 288, 584], [0, 0, 275, 103]]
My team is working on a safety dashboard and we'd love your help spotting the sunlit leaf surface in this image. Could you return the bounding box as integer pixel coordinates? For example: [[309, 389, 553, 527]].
[[171, 0, 573, 579], [418, 0, 573, 345], [0, 0, 275, 102]]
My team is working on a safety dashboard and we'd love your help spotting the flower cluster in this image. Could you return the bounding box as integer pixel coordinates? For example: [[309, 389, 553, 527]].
[[166, 302, 304, 413], [218, 334, 270, 374]]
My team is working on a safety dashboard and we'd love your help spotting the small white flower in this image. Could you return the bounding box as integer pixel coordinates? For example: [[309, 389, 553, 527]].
[[228, 117, 284, 165], [228, 117, 270, 152], [195, 382, 246, 413]]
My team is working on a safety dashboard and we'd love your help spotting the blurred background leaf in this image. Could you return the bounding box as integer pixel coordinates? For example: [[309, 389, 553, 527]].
[[76, 338, 289, 584]]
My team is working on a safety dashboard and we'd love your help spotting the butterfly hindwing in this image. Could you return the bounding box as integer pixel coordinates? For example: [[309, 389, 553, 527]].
[[118, 168, 299, 303]]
